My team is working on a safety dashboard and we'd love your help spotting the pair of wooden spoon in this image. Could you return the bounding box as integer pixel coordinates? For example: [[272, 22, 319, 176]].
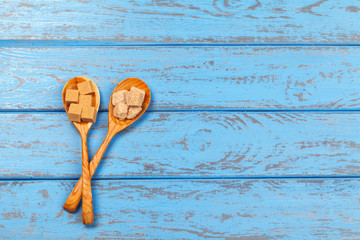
[[62, 77, 151, 225]]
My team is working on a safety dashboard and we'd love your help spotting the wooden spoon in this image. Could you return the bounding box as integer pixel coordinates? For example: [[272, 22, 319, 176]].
[[62, 76, 100, 225], [63, 77, 151, 213]]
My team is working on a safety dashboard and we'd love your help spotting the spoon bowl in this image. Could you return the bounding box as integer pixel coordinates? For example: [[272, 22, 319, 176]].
[[108, 77, 151, 129], [62, 76, 100, 131]]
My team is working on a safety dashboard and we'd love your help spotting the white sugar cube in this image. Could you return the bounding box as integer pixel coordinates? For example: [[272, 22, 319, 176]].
[[113, 103, 128, 120], [127, 106, 142, 119], [127, 87, 145, 107], [112, 90, 128, 106]]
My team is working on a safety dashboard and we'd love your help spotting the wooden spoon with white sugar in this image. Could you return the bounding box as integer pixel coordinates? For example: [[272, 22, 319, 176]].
[[63, 77, 151, 213]]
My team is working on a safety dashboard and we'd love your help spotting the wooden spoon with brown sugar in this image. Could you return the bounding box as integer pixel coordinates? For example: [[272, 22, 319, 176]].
[[63, 77, 151, 214], [62, 76, 100, 225]]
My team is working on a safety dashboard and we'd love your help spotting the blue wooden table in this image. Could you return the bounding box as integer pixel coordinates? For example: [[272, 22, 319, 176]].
[[1, 1, 360, 239]]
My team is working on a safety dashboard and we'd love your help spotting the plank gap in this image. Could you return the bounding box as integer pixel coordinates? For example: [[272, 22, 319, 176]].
[[1, 40, 360, 47], [2, 176, 360, 181], [1, 109, 360, 113]]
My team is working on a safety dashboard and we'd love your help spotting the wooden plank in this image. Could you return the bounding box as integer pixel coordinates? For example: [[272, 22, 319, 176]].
[[1, 1, 359, 43], [1, 112, 359, 178], [1, 46, 360, 110], [1, 179, 360, 238]]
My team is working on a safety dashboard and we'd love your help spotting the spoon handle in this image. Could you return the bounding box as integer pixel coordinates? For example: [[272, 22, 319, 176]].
[[81, 134, 94, 225], [63, 130, 115, 213]]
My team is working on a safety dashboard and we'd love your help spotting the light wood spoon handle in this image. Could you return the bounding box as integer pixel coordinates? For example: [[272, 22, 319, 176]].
[[63, 129, 116, 213], [80, 134, 94, 225]]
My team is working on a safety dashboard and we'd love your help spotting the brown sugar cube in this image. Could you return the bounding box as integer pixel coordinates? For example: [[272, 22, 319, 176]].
[[81, 106, 97, 122], [127, 87, 145, 107], [127, 106, 142, 119], [79, 94, 93, 106], [77, 81, 94, 95], [112, 90, 128, 106], [65, 89, 79, 105], [68, 103, 82, 122], [113, 103, 128, 120]]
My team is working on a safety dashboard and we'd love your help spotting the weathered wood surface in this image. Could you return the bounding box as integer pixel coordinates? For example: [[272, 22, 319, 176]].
[[1, 179, 360, 239], [1, 1, 359, 43], [1, 1, 359, 237], [1, 47, 360, 110], [1, 112, 359, 178]]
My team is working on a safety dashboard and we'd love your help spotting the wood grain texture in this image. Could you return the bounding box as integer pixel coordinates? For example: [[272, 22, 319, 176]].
[[2, 0, 359, 237], [80, 134, 94, 225], [1, 112, 359, 178], [1, 0, 359, 43], [1, 46, 360, 110], [1, 179, 360, 239]]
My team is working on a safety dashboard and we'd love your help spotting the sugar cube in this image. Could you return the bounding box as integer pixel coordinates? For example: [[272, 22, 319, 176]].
[[65, 89, 79, 105], [112, 90, 128, 106], [125, 91, 131, 105], [77, 81, 94, 95], [127, 87, 145, 107], [127, 106, 142, 119], [79, 94, 92, 106], [68, 103, 82, 122], [113, 103, 128, 120], [81, 106, 97, 122]]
